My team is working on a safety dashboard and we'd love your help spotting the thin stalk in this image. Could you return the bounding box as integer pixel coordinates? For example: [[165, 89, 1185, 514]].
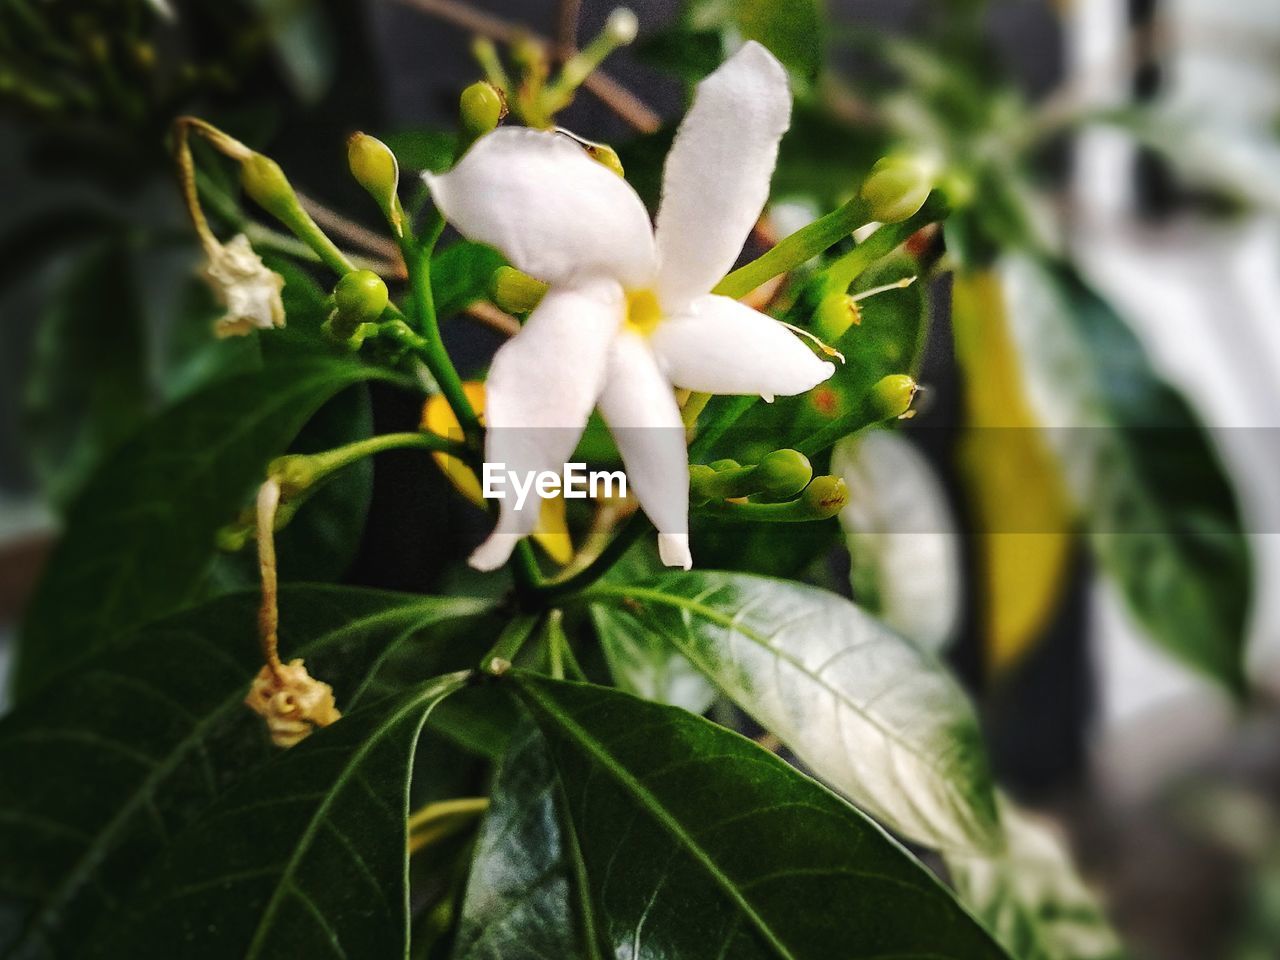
[[536, 513, 651, 600]]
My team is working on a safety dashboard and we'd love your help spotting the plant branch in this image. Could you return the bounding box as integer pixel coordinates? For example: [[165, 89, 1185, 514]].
[[386, 0, 661, 133]]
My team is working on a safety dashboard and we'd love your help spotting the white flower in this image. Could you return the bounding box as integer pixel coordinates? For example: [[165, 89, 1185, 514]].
[[202, 233, 286, 338], [426, 42, 834, 572]]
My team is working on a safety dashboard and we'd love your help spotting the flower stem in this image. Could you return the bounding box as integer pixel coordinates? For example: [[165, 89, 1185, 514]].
[[255, 479, 284, 681], [713, 196, 871, 300]]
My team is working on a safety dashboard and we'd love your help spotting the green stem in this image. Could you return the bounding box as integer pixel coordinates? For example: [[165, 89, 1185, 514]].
[[794, 395, 899, 458], [270, 431, 461, 496], [479, 615, 541, 672], [823, 192, 949, 295], [713, 197, 870, 300]]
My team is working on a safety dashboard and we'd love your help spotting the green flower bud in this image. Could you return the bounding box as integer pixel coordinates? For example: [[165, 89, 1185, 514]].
[[334, 269, 389, 323], [814, 293, 861, 341], [460, 81, 507, 139], [240, 153, 298, 222], [269, 454, 321, 499], [708, 459, 740, 473], [688, 464, 716, 506], [871, 374, 917, 420], [800, 475, 849, 519], [755, 449, 813, 500], [859, 156, 934, 224], [347, 133, 402, 232], [490, 266, 548, 314]]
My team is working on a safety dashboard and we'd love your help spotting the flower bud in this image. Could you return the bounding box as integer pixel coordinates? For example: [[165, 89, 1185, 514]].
[[347, 133, 401, 230], [859, 156, 934, 224], [755, 449, 813, 500], [800, 475, 849, 519], [334, 269, 390, 323], [815, 293, 861, 341], [605, 8, 640, 44], [871, 374, 918, 420], [490, 266, 548, 314], [708, 459, 740, 473], [240, 153, 298, 222], [586, 143, 625, 178], [460, 81, 507, 139]]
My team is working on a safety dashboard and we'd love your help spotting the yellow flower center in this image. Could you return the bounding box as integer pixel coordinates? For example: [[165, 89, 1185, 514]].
[[624, 289, 663, 337]]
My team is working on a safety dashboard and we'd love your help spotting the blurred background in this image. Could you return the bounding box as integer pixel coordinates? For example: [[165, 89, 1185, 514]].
[[1, 1, 1278, 957]]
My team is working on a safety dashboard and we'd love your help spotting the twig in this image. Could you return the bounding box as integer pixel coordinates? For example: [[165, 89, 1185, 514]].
[[555, 0, 581, 59], [385, 0, 662, 134], [465, 300, 521, 336]]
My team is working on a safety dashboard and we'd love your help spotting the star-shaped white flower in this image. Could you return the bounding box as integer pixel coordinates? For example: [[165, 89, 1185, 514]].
[[202, 233, 286, 338], [426, 42, 834, 572]]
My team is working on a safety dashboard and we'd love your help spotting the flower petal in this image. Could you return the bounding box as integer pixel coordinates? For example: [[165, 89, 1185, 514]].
[[425, 128, 656, 289], [597, 332, 692, 569], [469, 279, 624, 571], [650, 294, 834, 401], [653, 42, 791, 310]]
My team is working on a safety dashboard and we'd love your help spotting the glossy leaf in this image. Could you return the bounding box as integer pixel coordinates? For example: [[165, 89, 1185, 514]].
[[513, 675, 1009, 959], [1002, 255, 1252, 694], [87, 672, 468, 959], [454, 728, 595, 960], [14, 352, 403, 698], [591, 604, 717, 714], [586, 571, 1002, 853], [24, 242, 149, 509], [833, 429, 962, 652], [952, 269, 1074, 675], [946, 796, 1126, 960], [0, 586, 491, 959]]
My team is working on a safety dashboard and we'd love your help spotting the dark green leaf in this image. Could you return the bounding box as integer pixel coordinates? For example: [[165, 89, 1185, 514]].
[[382, 129, 459, 174], [587, 571, 1002, 853], [454, 728, 596, 960], [431, 241, 505, 321], [1002, 255, 1252, 694], [512, 675, 1010, 959], [24, 242, 150, 508], [87, 673, 468, 959], [0, 586, 492, 960], [14, 353, 403, 698]]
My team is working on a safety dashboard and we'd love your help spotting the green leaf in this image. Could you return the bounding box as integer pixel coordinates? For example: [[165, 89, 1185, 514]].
[[381, 129, 458, 174], [946, 796, 1127, 960], [23, 242, 150, 508], [454, 728, 596, 960], [1001, 255, 1252, 694], [431, 241, 505, 321], [512, 675, 1010, 959], [833, 429, 962, 652], [87, 672, 468, 959], [587, 571, 1002, 854], [0, 586, 492, 959], [590, 605, 717, 714], [688, 0, 827, 83], [14, 352, 403, 698]]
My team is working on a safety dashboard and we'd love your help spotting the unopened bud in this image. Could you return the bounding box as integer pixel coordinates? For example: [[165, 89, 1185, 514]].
[[461, 81, 506, 139], [755, 449, 813, 500], [490, 266, 548, 314], [815, 293, 861, 341], [334, 269, 389, 323], [708, 459, 740, 473], [240, 153, 298, 222], [347, 133, 401, 231], [268, 454, 320, 498], [585, 143, 625, 177], [800, 476, 849, 519], [860, 156, 934, 224], [605, 8, 640, 45], [871, 374, 917, 420]]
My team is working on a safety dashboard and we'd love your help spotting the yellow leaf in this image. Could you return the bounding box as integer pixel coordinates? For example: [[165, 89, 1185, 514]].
[[952, 271, 1074, 677]]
